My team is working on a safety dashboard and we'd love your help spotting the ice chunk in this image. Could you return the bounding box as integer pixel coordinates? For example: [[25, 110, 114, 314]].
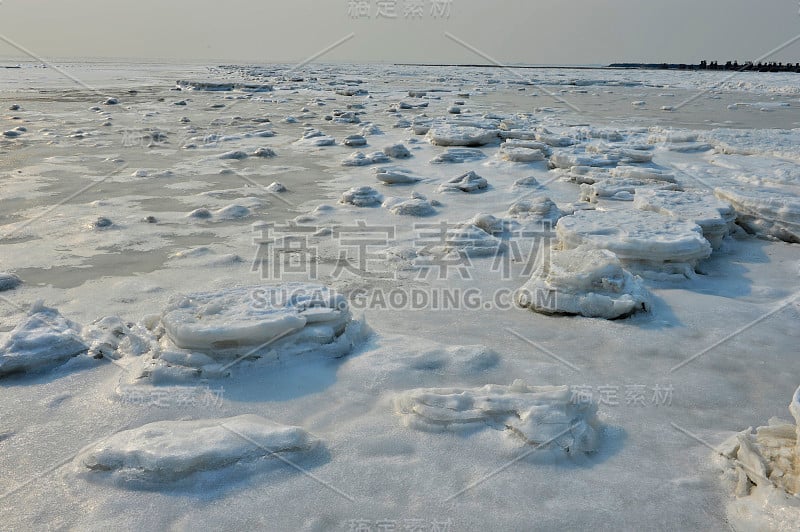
[[0, 303, 88, 377], [340, 186, 383, 207], [580, 178, 681, 203], [557, 209, 712, 278], [215, 205, 252, 220], [343, 134, 367, 147], [74, 415, 318, 486], [426, 125, 499, 147], [219, 150, 249, 160], [430, 148, 487, 164], [294, 129, 335, 147], [633, 190, 736, 249], [341, 151, 391, 167], [716, 386, 800, 530], [499, 146, 546, 163], [394, 380, 602, 453], [383, 193, 437, 217], [251, 147, 276, 158], [437, 171, 488, 193], [508, 197, 563, 224], [383, 143, 412, 159], [160, 284, 352, 353], [0, 272, 22, 292], [428, 223, 506, 258], [715, 185, 800, 243], [516, 247, 649, 319], [374, 168, 423, 185]]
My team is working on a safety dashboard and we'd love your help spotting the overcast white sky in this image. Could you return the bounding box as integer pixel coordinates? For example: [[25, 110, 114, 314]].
[[1, 0, 800, 65]]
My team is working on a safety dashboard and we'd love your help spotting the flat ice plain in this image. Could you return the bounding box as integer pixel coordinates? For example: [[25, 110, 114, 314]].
[[0, 62, 799, 530]]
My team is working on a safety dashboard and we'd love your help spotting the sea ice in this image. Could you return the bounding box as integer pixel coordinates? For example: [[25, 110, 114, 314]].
[[74, 415, 318, 486], [437, 170, 489, 193], [633, 190, 736, 249], [0, 302, 88, 377], [430, 148, 487, 164], [507, 197, 563, 224], [374, 168, 423, 185], [340, 186, 384, 207], [715, 386, 800, 531], [516, 247, 649, 319], [343, 134, 367, 147], [715, 185, 800, 243], [0, 272, 22, 291], [383, 192, 437, 216], [383, 143, 412, 159], [425, 125, 499, 147], [394, 380, 602, 453], [341, 151, 391, 167], [557, 209, 713, 278]]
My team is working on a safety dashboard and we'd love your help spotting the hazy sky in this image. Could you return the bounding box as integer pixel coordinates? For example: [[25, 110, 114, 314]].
[[1, 0, 800, 65]]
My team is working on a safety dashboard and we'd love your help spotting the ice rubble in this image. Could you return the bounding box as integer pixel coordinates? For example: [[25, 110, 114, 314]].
[[429, 223, 506, 258], [516, 247, 649, 319], [125, 284, 367, 383], [0, 272, 21, 291], [341, 151, 391, 167], [716, 386, 800, 531], [394, 380, 602, 453], [714, 185, 800, 243], [556, 209, 713, 278], [340, 186, 383, 207], [374, 168, 423, 185], [579, 178, 681, 202], [507, 197, 564, 224], [383, 143, 412, 159], [294, 129, 335, 147], [383, 192, 438, 217], [74, 415, 318, 486], [437, 171, 489, 193], [425, 125, 499, 147], [430, 148, 487, 164], [0, 302, 88, 377], [633, 190, 736, 249]]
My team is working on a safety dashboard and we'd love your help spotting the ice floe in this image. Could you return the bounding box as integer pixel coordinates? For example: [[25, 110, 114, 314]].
[[516, 247, 649, 319], [394, 380, 602, 453], [340, 186, 384, 207], [341, 151, 391, 167], [383, 192, 437, 216], [556, 209, 713, 278], [436, 170, 489, 193], [633, 190, 736, 248], [0, 302, 88, 377], [425, 125, 499, 147], [715, 185, 800, 243], [430, 148, 487, 164], [374, 168, 423, 185], [74, 415, 318, 487]]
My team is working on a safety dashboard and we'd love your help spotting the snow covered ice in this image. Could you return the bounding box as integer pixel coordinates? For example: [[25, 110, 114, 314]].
[[74, 415, 319, 487], [394, 380, 602, 453], [0, 302, 88, 377], [557, 209, 713, 278], [516, 247, 650, 319], [715, 386, 800, 531]]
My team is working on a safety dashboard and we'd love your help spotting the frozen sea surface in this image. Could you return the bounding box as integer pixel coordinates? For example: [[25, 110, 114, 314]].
[[0, 62, 799, 530]]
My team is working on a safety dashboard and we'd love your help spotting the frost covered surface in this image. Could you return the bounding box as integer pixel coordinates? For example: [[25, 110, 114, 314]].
[[395, 380, 602, 453], [557, 209, 713, 277], [74, 415, 319, 487], [0, 303, 88, 377], [517, 247, 649, 319], [1, 62, 800, 530], [716, 386, 800, 531]]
